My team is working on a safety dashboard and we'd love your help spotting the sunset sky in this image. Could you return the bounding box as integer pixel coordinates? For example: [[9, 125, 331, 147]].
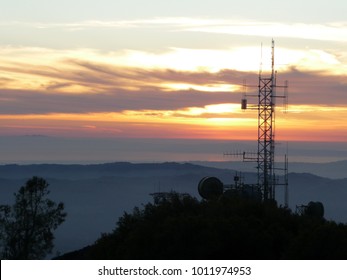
[[1, 0, 347, 143]]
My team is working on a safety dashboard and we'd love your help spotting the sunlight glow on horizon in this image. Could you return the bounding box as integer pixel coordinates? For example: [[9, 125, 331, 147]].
[[0, 104, 346, 141], [161, 83, 242, 92]]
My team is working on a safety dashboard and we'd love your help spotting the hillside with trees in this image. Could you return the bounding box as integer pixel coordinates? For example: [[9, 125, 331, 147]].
[[59, 192, 347, 260]]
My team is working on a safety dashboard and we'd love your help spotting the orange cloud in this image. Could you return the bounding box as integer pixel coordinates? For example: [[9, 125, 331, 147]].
[[0, 47, 346, 142]]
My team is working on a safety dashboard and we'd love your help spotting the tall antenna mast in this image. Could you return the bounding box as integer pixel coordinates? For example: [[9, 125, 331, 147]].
[[257, 39, 276, 201], [226, 40, 288, 206]]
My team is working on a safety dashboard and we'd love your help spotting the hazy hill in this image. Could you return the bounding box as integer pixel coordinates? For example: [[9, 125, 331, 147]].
[[0, 161, 346, 257], [191, 160, 347, 179], [0, 162, 237, 180], [289, 161, 347, 179]]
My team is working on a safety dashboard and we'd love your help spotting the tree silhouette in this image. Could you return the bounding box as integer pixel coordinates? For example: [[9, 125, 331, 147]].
[[0, 177, 66, 259]]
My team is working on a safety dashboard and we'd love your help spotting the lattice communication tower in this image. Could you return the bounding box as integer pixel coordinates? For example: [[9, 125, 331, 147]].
[[228, 40, 288, 205]]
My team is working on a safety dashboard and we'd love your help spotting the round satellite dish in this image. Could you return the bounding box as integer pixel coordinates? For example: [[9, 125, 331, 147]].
[[198, 176, 223, 199], [306, 201, 324, 218]]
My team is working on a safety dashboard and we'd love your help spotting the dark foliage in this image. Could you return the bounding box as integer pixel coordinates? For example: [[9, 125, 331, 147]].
[[61, 192, 347, 260], [0, 177, 66, 259]]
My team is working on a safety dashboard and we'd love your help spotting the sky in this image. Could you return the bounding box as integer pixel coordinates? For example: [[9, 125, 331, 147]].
[[0, 0, 347, 154]]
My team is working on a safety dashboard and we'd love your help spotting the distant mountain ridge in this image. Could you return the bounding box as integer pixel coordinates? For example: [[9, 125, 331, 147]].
[[0, 162, 231, 180], [2, 159, 347, 179], [190, 160, 347, 179]]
